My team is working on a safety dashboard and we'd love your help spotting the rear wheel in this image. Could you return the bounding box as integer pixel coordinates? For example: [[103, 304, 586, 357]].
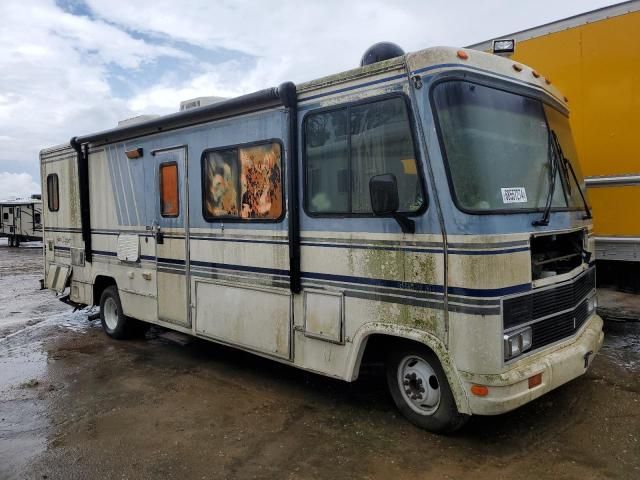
[[386, 345, 468, 433], [100, 286, 130, 339]]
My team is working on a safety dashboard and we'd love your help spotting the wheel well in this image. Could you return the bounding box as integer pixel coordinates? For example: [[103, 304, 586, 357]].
[[358, 334, 439, 374], [93, 276, 117, 306]]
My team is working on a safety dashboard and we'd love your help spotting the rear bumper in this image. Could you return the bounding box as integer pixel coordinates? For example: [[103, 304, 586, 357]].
[[461, 313, 604, 416]]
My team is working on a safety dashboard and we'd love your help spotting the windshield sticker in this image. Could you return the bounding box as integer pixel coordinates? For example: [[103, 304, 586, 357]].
[[501, 187, 528, 204]]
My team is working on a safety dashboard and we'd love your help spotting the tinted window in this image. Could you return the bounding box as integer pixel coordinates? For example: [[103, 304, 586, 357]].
[[305, 96, 423, 214], [202, 142, 283, 220]]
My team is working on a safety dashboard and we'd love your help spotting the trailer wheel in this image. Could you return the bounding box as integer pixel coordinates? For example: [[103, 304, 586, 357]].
[[100, 286, 130, 339], [386, 345, 468, 433]]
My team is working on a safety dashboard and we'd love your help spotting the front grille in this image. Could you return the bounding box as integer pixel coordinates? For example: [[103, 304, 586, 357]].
[[503, 267, 595, 351], [529, 299, 589, 350]]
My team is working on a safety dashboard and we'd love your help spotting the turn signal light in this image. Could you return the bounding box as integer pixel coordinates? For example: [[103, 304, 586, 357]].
[[528, 373, 543, 389], [471, 384, 489, 396], [457, 50, 469, 60]]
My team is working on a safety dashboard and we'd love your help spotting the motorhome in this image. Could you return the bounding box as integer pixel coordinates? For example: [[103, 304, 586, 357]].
[[0, 197, 43, 246], [469, 0, 640, 291], [40, 43, 603, 432]]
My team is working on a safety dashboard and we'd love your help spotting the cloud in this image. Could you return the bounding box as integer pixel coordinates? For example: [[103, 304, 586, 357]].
[[1, 0, 621, 183], [0, 173, 41, 200], [0, 0, 189, 178]]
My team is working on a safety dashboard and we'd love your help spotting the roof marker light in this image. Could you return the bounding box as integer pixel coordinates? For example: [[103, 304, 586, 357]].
[[457, 50, 469, 60], [545, 78, 552, 85], [512, 64, 523, 72], [564, 96, 569, 103], [492, 39, 515, 55], [532, 70, 540, 78]]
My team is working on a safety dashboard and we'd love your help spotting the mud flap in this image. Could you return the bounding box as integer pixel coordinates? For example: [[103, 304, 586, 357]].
[[47, 264, 72, 293]]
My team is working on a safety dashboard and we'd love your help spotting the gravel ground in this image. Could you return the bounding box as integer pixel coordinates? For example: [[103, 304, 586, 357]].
[[0, 240, 638, 480]]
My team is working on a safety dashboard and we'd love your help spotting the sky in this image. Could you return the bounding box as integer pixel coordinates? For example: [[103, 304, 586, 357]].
[[0, 0, 623, 198]]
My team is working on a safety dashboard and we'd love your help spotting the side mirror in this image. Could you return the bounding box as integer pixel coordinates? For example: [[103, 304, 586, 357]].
[[369, 174, 399, 215], [369, 173, 415, 234]]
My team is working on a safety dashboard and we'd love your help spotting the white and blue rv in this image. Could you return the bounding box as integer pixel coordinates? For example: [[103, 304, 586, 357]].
[[40, 44, 603, 432]]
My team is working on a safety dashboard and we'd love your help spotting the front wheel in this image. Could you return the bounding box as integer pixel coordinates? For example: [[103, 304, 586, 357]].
[[100, 286, 130, 339], [386, 346, 468, 433]]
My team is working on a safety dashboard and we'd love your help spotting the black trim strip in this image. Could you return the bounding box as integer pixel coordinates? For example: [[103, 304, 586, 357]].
[[74, 88, 284, 146], [280, 81, 301, 294]]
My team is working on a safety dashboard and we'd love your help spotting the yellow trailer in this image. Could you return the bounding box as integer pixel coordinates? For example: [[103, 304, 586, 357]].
[[469, 0, 640, 289]]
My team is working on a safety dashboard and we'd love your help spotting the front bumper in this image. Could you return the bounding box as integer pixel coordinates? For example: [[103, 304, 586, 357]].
[[460, 313, 604, 416]]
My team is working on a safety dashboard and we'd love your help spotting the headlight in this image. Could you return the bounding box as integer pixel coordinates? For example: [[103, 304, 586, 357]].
[[504, 327, 533, 361], [587, 294, 598, 314]]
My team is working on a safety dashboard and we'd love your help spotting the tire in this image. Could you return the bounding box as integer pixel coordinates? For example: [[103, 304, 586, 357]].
[[386, 345, 468, 433], [100, 286, 130, 339]]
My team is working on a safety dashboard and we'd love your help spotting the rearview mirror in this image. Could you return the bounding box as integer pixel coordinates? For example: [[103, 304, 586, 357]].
[[369, 173, 415, 234], [369, 174, 399, 215]]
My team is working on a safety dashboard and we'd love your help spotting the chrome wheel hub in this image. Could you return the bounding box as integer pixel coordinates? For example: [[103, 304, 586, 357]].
[[397, 355, 441, 415]]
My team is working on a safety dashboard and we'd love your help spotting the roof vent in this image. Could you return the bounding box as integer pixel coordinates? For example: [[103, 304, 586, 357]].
[[179, 96, 227, 111], [360, 42, 405, 67]]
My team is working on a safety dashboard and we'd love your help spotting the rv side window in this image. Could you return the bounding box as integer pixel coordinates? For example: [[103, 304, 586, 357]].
[[305, 96, 424, 215], [159, 162, 180, 217], [47, 174, 59, 212], [202, 142, 283, 221]]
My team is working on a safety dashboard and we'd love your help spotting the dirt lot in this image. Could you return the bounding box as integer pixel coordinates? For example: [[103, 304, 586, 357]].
[[0, 241, 639, 480]]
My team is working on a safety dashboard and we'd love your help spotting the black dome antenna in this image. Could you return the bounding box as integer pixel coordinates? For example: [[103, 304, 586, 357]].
[[360, 42, 405, 67]]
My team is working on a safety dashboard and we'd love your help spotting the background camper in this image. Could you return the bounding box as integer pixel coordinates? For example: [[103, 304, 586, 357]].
[[0, 197, 43, 247]]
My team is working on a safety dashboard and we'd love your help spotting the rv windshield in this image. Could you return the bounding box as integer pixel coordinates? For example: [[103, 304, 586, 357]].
[[432, 80, 587, 212]]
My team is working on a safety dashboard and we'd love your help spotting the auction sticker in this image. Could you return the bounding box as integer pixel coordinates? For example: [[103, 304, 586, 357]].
[[501, 187, 528, 204]]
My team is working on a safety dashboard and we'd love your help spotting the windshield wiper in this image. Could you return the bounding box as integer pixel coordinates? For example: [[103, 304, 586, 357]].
[[550, 130, 592, 220], [532, 129, 559, 226]]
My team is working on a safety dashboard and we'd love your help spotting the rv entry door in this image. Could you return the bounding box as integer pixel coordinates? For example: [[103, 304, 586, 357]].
[[152, 146, 191, 328]]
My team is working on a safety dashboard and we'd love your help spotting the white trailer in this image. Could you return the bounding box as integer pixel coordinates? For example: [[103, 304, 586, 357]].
[[41, 44, 603, 432], [0, 198, 43, 246]]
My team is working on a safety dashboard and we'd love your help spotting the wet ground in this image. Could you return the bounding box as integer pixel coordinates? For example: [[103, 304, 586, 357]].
[[0, 241, 639, 480]]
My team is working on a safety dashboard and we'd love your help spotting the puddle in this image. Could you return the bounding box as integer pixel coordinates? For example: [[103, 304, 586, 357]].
[[0, 339, 49, 479], [601, 321, 640, 373]]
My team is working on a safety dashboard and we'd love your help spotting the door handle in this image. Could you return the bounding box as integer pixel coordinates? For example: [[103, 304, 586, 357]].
[[146, 223, 164, 245]]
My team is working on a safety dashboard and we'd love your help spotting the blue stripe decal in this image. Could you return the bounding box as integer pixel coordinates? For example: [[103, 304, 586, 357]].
[[92, 249, 117, 257], [302, 271, 530, 298], [301, 242, 529, 255], [89, 250, 530, 298], [447, 247, 530, 256], [190, 260, 289, 277], [187, 236, 287, 245]]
